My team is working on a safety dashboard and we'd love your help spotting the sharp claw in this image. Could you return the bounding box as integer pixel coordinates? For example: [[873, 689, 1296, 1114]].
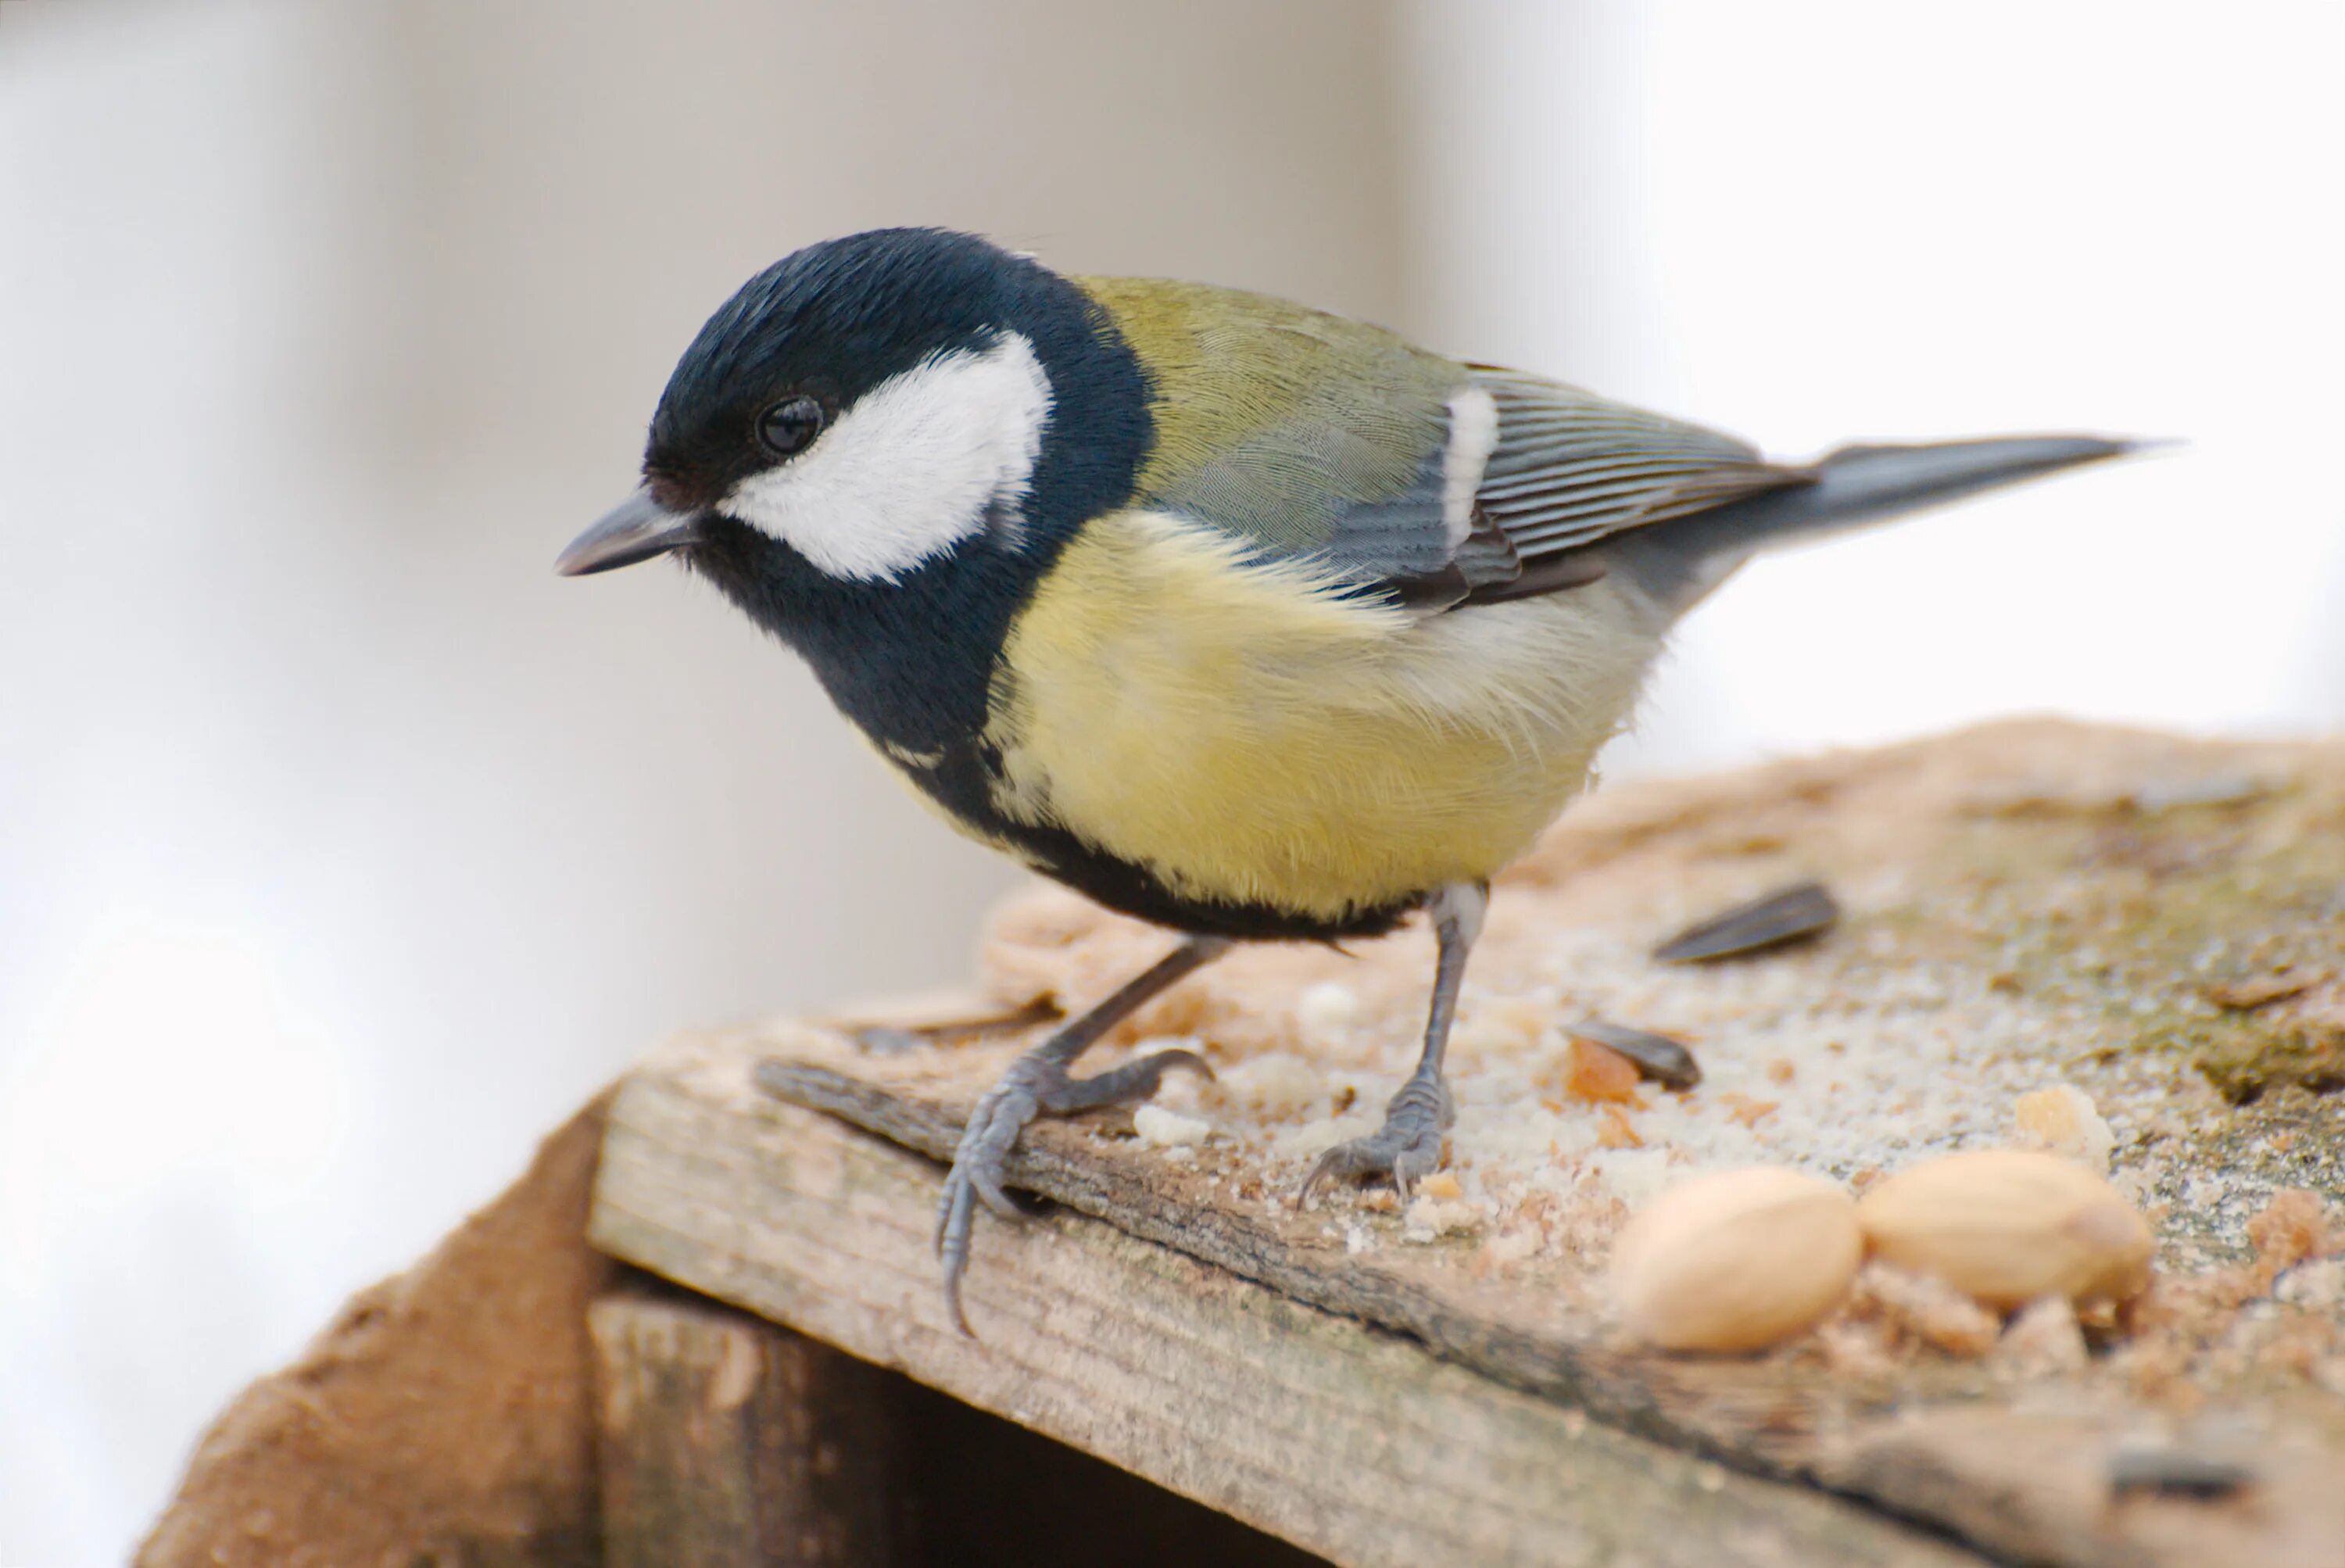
[[1155, 1047, 1214, 1083], [937, 1167, 981, 1334], [942, 1257, 974, 1337], [935, 1168, 971, 1258], [1301, 1151, 1339, 1203], [1297, 1097, 1449, 1205], [933, 1025, 1224, 1324], [970, 1165, 1022, 1221]]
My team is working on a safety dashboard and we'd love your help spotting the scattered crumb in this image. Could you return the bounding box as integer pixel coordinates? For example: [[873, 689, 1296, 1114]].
[[1459, 996, 1552, 1058], [2012, 1084, 2117, 1168], [1294, 981, 1360, 1035], [1219, 1053, 1327, 1121], [1842, 1262, 2000, 1358], [1997, 1295, 2089, 1377], [1595, 1105, 1644, 1149], [1566, 1039, 1642, 1104], [1417, 1170, 1465, 1201], [1814, 1319, 1900, 1378], [2277, 1258, 2343, 1309], [1273, 1111, 1374, 1162], [1476, 1229, 1541, 1269], [1133, 1104, 1211, 1149], [1402, 1197, 1482, 1241]]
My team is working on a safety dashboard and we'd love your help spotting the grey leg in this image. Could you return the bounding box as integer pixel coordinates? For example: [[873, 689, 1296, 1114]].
[[936, 934, 1230, 1334], [1303, 882, 1488, 1204]]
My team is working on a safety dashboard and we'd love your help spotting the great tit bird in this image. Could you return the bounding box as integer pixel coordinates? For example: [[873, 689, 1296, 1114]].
[[560, 227, 2134, 1331]]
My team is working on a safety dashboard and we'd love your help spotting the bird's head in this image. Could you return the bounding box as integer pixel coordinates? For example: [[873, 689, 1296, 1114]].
[[557, 228, 1151, 611]]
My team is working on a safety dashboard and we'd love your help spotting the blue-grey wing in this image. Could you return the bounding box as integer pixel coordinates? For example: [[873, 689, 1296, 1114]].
[[1468, 367, 1811, 568], [1094, 280, 1807, 609]]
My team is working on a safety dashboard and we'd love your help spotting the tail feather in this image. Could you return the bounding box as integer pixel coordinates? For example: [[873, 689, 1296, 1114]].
[[1613, 434, 2145, 618]]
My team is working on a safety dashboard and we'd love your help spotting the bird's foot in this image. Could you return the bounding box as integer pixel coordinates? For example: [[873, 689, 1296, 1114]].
[[935, 1042, 1212, 1334], [1302, 1070, 1454, 1204]]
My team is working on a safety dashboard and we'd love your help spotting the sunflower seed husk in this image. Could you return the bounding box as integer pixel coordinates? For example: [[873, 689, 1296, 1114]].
[[1654, 880, 1840, 964], [1570, 1018, 1702, 1090]]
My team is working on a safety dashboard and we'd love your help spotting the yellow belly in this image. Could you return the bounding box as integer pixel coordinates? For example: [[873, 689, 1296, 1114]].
[[983, 510, 1662, 922]]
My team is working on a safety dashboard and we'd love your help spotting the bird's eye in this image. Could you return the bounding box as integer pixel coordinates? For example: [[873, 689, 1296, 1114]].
[[755, 396, 825, 457]]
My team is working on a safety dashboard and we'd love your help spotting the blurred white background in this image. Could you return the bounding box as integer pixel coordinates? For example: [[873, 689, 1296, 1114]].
[[1, 2, 2337, 1560]]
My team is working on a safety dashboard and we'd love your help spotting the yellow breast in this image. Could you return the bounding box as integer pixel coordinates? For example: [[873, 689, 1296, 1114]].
[[983, 510, 1661, 923]]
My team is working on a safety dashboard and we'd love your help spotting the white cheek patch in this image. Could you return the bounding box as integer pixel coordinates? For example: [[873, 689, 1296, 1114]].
[[719, 331, 1053, 582], [1441, 385, 1500, 547]]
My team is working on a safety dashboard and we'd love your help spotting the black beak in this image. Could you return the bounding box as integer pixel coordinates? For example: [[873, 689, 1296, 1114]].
[[556, 490, 704, 576]]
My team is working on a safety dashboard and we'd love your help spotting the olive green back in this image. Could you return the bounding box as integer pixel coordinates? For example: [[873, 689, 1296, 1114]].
[[1076, 277, 1466, 574]]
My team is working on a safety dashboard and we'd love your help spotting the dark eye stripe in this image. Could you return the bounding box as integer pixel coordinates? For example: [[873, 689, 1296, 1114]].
[[757, 396, 825, 457]]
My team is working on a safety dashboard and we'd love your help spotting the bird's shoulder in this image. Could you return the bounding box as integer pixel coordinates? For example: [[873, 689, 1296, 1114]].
[[1071, 276, 1466, 553]]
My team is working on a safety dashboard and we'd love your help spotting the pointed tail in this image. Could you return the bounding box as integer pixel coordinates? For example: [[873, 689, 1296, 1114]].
[[1616, 434, 2147, 618]]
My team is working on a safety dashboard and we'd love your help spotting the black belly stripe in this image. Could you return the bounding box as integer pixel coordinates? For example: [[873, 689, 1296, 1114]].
[[918, 742, 1419, 943]]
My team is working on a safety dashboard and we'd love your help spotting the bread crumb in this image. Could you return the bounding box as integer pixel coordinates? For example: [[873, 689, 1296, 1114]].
[[1815, 1319, 1900, 1378], [1595, 1105, 1644, 1149], [1219, 1053, 1326, 1120], [1275, 1111, 1375, 1161], [2277, 1258, 2343, 1309], [1402, 1197, 1482, 1241], [1845, 1262, 2000, 1357], [1566, 1038, 1642, 1103], [1417, 1170, 1465, 1201], [2011, 1084, 2116, 1168], [1997, 1294, 2089, 1378], [1133, 1104, 1211, 1149], [1477, 1228, 1541, 1268], [1295, 980, 1360, 1036]]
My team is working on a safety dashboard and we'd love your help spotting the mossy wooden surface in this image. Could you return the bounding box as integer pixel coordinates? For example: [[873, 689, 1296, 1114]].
[[595, 724, 2345, 1567]]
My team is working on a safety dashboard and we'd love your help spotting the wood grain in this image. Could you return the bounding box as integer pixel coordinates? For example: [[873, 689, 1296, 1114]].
[[592, 1285, 910, 1566], [592, 722, 2345, 1568], [592, 1049, 1985, 1568]]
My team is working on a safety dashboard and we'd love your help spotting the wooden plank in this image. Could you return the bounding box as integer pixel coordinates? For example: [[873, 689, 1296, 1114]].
[[590, 1279, 1347, 1566], [592, 1055, 1988, 1568], [742, 1044, 2345, 1568], [591, 1284, 911, 1566]]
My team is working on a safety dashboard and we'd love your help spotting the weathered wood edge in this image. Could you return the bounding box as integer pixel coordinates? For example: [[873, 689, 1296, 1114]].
[[758, 1060, 1910, 1462], [591, 1063, 1989, 1568], [757, 1061, 1806, 1451], [752, 1056, 2345, 1568], [591, 1286, 912, 1566]]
